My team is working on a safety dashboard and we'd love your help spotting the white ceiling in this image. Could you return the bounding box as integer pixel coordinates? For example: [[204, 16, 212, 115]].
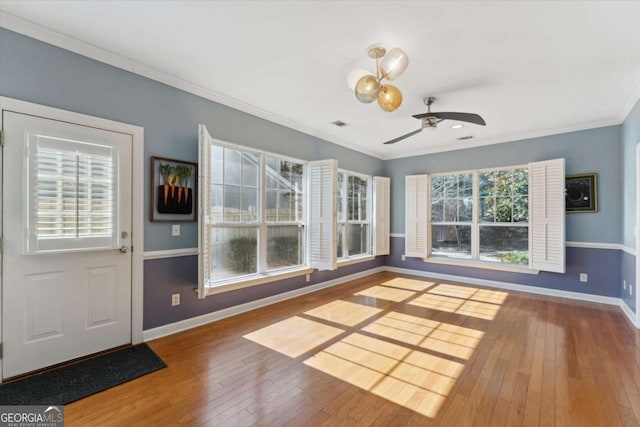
[[1, 1, 640, 159]]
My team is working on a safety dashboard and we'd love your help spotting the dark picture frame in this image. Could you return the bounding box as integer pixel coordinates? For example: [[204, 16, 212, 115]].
[[151, 156, 198, 222], [565, 173, 597, 213]]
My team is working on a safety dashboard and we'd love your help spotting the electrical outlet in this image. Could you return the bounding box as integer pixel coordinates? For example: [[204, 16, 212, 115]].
[[623, 280, 627, 290], [171, 224, 181, 236], [171, 293, 180, 306], [579, 273, 588, 283], [306, 274, 310, 282], [401, 254, 406, 261], [630, 285, 633, 296]]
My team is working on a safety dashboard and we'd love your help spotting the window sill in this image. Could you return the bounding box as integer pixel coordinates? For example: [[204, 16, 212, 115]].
[[204, 267, 314, 297], [423, 257, 540, 275], [337, 255, 375, 267]]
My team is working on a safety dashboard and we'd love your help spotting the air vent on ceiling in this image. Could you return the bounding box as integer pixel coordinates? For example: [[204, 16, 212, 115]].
[[456, 135, 474, 141], [331, 120, 348, 127]]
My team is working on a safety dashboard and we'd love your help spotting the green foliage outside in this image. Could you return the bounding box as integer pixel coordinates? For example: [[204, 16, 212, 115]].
[[229, 237, 257, 273], [496, 251, 529, 265], [268, 236, 300, 267], [431, 168, 530, 265], [229, 235, 300, 273]]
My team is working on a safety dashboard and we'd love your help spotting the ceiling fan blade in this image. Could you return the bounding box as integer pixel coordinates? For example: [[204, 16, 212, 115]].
[[383, 128, 423, 145], [412, 112, 486, 126]]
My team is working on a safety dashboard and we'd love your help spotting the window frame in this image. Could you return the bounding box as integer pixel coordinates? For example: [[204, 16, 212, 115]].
[[428, 165, 530, 268], [337, 169, 374, 264], [200, 131, 312, 295], [26, 134, 119, 254]]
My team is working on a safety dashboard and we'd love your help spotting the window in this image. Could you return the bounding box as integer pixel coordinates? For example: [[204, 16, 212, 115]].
[[405, 159, 565, 273], [429, 167, 528, 265], [198, 125, 391, 297], [201, 129, 306, 287], [478, 168, 529, 265], [337, 170, 372, 260], [430, 172, 473, 259], [27, 135, 117, 253]]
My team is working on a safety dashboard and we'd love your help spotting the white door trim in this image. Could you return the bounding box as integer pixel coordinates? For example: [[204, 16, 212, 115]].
[[0, 96, 145, 380]]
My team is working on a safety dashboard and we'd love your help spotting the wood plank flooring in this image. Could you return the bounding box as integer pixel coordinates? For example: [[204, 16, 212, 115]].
[[65, 272, 640, 426]]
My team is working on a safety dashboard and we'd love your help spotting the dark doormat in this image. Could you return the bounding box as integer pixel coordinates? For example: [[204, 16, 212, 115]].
[[0, 343, 166, 405]]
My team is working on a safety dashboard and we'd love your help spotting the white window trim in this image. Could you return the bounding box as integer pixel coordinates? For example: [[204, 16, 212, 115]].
[[424, 256, 540, 275], [337, 255, 376, 267], [337, 169, 373, 262], [426, 165, 530, 267], [198, 125, 310, 297], [204, 266, 314, 296], [406, 160, 564, 274]]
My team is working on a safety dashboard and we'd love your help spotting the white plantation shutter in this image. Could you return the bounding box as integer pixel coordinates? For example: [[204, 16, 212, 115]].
[[529, 158, 565, 273], [405, 174, 429, 258], [373, 176, 390, 255], [308, 159, 337, 270], [27, 135, 117, 253], [198, 124, 213, 298]]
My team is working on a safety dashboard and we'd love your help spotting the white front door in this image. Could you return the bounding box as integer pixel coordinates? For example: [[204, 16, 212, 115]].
[[2, 111, 133, 379]]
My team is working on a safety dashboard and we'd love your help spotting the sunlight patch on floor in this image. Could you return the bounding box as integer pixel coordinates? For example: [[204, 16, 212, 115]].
[[304, 300, 383, 327], [428, 283, 508, 305], [355, 285, 416, 302], [243, 316, 344, 358], [243, 278, 509, 418], [410, 292, 501, 320], [304, 333, 464, 418], [362, 311, 484, 360], [379, 277, 435, 292]]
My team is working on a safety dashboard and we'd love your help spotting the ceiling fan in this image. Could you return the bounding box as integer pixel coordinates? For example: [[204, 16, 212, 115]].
[[383, 97, 486, 144]]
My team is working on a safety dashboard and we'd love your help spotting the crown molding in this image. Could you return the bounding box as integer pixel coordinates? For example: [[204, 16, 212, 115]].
[[2, 11, 636, 162], [617, 76, 640, 124], [0, 12, 384, 160], [381, 117, 623, 160]]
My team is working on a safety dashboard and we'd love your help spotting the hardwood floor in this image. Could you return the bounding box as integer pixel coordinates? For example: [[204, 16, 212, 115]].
[[66, 272, 640, 426]]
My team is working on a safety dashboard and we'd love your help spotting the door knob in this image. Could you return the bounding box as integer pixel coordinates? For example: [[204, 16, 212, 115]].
[[119, 246, 130, 254]]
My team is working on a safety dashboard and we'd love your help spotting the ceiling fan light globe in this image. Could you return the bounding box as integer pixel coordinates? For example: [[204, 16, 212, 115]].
[[377, 84, 402, 112], [347, 69, 371, 91], [355, 75, 380, 103], [379, 48, 409, 81]]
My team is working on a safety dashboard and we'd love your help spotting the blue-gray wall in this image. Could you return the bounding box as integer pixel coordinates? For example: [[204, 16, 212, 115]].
[[0, 28, 385, 329], [621, 251, 636, 313], [384, 125, 622, 243], [622, 98, 639, 249], [0, 29, 385, 251], [621, 96, 639, 313], [382, 126, 626, 308], [387, 237, 621, 298], [1, 28, 636, 328]]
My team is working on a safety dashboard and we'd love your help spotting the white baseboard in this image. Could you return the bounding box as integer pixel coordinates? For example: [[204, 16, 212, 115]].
[[143, 266, 385, 341], [143, 263, 639, 341], [619, 300, 639, 328], [384, 266, 621, 306], [386, 266, 639, 329]]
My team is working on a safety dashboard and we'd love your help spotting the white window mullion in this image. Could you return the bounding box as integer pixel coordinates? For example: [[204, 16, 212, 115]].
[[258, 154, 268, 274], [472, 171, 480, 260]]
